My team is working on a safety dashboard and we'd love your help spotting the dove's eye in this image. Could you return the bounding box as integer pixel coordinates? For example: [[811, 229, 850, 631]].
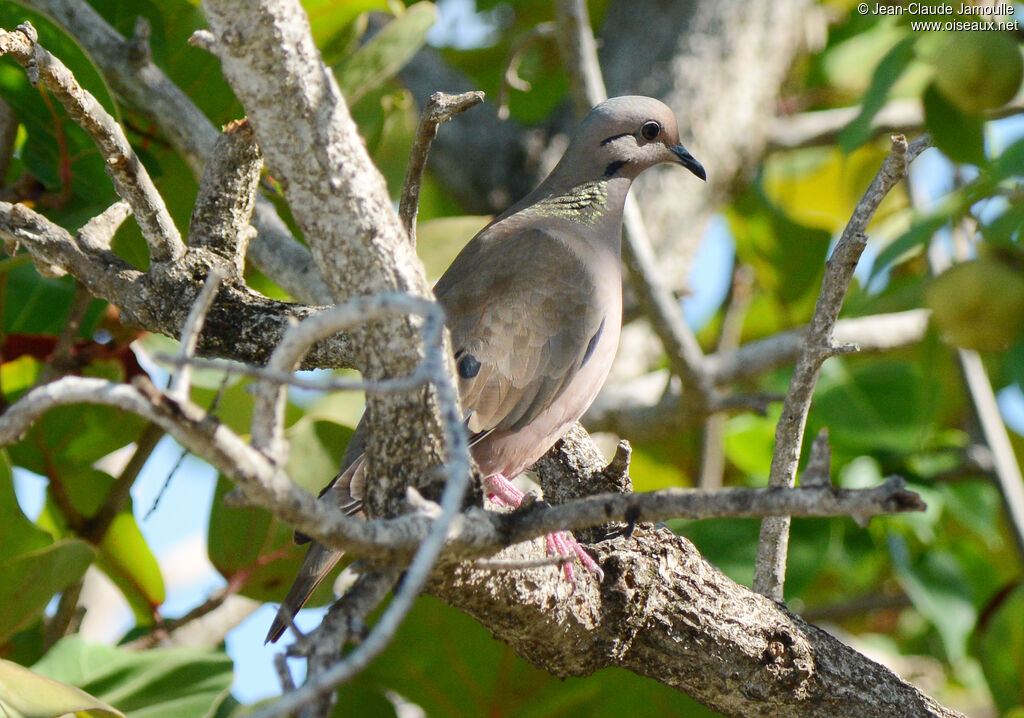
[[639, 121, 661, 141]]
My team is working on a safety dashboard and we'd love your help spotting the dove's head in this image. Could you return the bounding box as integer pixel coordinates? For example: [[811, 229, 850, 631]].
[[565, 96, 706, 182]]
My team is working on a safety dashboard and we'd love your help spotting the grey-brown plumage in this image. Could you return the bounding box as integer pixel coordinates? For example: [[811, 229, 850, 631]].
[[266, 96, 705, 643]]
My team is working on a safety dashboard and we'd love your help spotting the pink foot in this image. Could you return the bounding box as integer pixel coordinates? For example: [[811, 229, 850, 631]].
[[483, 473, 604, 582]]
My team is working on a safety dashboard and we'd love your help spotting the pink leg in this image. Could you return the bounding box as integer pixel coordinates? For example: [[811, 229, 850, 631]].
[[484, 473, 604, 582]]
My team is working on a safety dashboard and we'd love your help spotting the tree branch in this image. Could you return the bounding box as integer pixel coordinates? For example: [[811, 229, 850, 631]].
[[398, 90, 484, 245], [0, 200, 355, 369], [187, 118, 262, 278], [199, 0, 450, 520], [30, 0, 332, 304], [753, 134, 932, 601], [0, 23, 184, 263]]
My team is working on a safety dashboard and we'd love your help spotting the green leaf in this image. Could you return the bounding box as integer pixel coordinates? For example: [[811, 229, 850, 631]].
[[0, 658, 124, 718], [0, 3, 119, 225], [207, 474, 339, 604], [977, 582, 1024, 712], [0, 539, 94, 644], [32, 467, 165, 621], [31, 636, 233, 718], [839, 36, 917, 152], [813, 359, 943, 455], [923, 83, 985, 166], [0, 455, 54, 564], [5, 402, 146, 477], [890, 536, 976, 663], [94, 512, 166, 621], [335, 2, 437, 105], [726, 187, 831, 306], [0, 355, 42, 402]]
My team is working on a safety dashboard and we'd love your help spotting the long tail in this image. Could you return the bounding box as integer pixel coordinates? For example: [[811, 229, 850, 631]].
[[265, 542, 343, 644], [265, 453, 366, 644]]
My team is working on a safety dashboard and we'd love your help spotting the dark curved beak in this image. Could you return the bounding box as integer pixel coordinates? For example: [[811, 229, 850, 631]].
[[670, 144, 706, 181]]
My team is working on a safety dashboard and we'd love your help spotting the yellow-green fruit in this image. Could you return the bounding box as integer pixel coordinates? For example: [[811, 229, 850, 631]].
[[933, 32, 1024, 114], [926, 259, 1024, 351]]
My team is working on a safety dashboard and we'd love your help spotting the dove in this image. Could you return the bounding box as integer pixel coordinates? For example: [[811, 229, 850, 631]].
[[267, 95, 705, 643]]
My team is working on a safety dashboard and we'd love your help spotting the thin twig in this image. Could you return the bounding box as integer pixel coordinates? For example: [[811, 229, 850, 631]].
[[0, 376, 925, 579], [28, 0, 330, 303], [33, 282, 93, 385], [76, 200, 133, 253], [398, 91, 484, 245], [0, 23, 184, 262], [42, 578, 84, 650], [167, 268, 223, 402], [700, 265, 754, 489], [496, 23, 555, 120], [85, 421, 163, 540], [253, 301, 471, 718], [249, 293, 444, 461], [752, 134, 932, 601]]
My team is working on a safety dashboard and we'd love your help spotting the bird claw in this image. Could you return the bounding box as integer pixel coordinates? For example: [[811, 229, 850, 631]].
[[485, 473, 604, 583]]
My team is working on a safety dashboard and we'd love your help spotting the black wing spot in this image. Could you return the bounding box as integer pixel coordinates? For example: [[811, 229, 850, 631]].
[[458, 353, 481, 379], [582, 317, 605, 367]]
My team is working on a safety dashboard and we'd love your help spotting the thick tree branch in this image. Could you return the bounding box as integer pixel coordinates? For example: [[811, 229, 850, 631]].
[[200, 0, 450, 519], [0, 201, 354, 368], [430, 429, 961, 718], [768, 95, 1024, 151]]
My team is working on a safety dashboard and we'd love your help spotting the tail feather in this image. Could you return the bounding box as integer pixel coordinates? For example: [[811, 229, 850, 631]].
[[265, 542, 343, 643]]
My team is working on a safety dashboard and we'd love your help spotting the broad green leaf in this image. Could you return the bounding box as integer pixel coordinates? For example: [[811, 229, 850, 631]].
[[5, 402, 146, 477], [726, 187, 831, 304], [335, 2, 437, 105], [0, 658, 124, 718], [285, 417, 354, 494], [890, 536, 975, 663], [0, 539, 94, 644], [923, 83, 985, 167], [723, 412, 778, 483], [817, 20, 910, 95], [0, 455, 53, 562], [812, 359, 942, 455], [94, 512, 166, 621], [760, 143, 901, 235], [207, 475, 339, 604], [839, 35, 917, 152], [34, 467, 165, 620], [2, 266, 76, 336], [0, 355, 41, 401], [976, 582, 1024, 712], [31, 636, 233, 718]]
